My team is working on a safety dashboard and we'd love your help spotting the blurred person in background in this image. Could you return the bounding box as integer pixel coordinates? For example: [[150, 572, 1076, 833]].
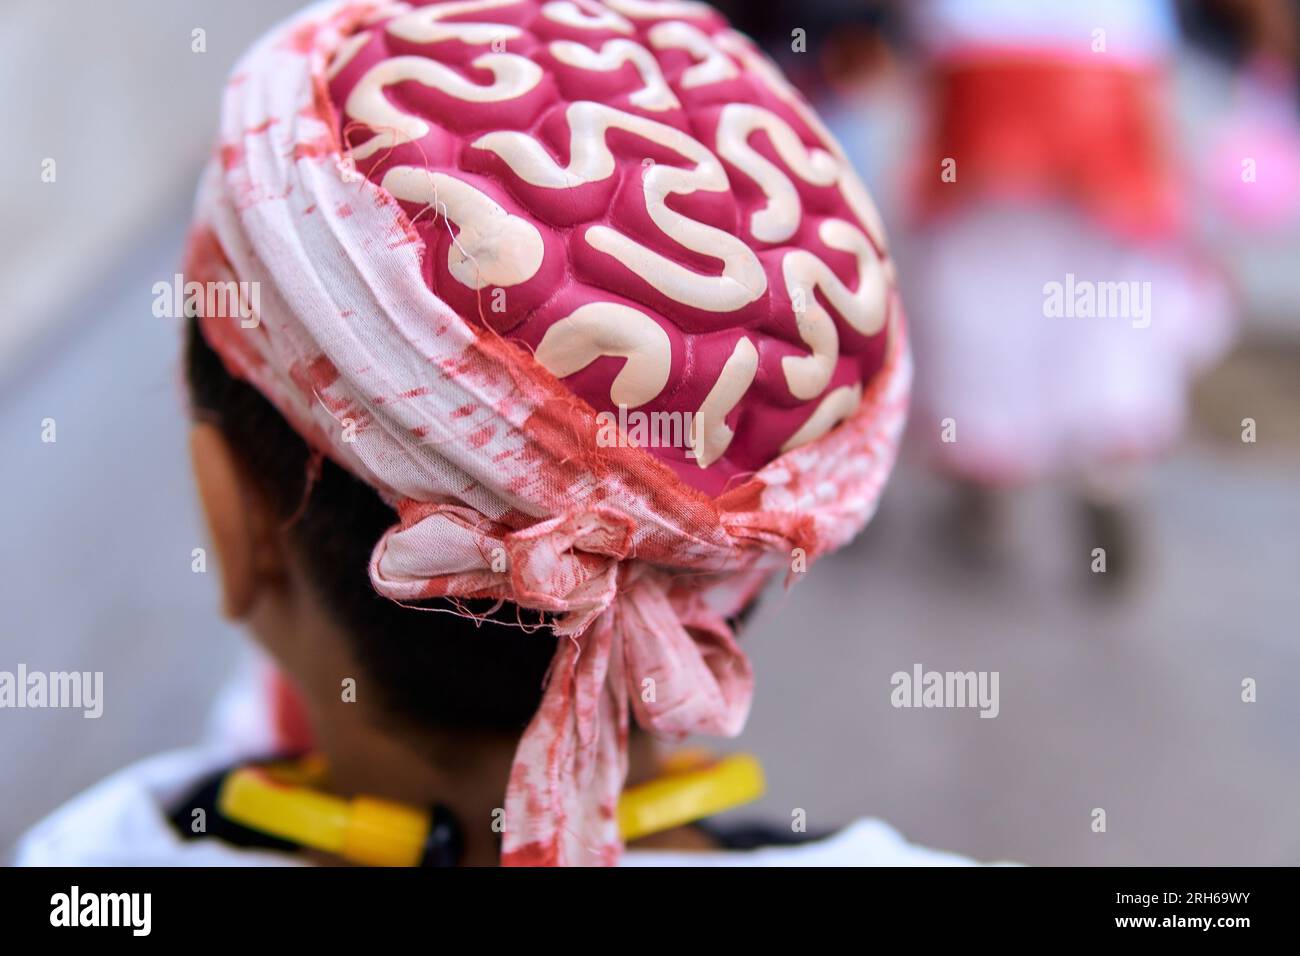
[[724, 0, 1299, 582], [891, 0, 1296, 579]]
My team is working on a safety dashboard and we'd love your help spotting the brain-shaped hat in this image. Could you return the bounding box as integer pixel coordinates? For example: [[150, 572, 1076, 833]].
[[187, 0, 908, 865]]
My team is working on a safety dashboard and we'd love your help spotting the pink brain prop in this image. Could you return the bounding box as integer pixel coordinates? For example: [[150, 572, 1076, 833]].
[[326, 0, 897, 495]]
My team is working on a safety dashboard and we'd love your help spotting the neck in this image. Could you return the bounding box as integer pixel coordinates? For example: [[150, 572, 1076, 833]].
[[259, 594, 709, 864], [326, 721, 513, 865], [302, 690, 675, 865]]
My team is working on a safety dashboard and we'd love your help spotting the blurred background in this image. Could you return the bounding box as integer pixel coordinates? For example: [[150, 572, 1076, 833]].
[[2, 0, 1298, 864]]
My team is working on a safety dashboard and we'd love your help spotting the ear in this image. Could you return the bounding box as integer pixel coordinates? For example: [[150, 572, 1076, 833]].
[[190, 422, 285, 619]]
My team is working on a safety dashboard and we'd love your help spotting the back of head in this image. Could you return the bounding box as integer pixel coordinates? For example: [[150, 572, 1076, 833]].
[[185, 0, 907, 865]]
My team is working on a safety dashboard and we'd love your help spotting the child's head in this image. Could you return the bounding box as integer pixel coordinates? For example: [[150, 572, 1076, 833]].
[[185, 0, 906, 864]]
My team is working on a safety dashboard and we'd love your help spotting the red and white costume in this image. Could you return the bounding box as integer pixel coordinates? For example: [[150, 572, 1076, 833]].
[[902, 0, 1233, 483]]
